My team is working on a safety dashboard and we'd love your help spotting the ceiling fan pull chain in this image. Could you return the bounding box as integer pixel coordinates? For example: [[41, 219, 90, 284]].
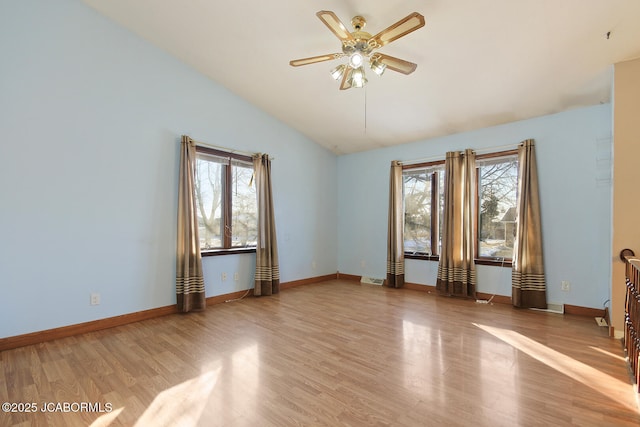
[[364, 86, 367, 134]]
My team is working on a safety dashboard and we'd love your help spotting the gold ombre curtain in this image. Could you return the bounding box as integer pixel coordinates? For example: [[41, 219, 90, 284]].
[[436, 149, 477, 298], [253, 154, 280, 296], [176, 136, 206, 312], [387, 160, 404, 288], [512, 139, 547, 309]]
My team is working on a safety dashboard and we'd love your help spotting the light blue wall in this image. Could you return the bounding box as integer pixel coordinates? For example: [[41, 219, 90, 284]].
[[0, 0, 614, 339], [0, 0, 337, 338], [338, 105, 612, 310]]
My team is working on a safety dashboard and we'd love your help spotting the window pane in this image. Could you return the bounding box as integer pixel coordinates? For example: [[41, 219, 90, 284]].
[[478, 158, 518, 258], [231, 164, 257, 247], [195, 156, 223, 249], [404, 170, 432, 254]]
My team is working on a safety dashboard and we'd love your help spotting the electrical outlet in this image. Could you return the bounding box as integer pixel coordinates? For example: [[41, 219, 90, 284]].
[[234, 272, 239, 281], [221, 272, 227, 281], [561, 281, 570, 292], [90, 293, 100, 306], [311, 261, 317, 270]]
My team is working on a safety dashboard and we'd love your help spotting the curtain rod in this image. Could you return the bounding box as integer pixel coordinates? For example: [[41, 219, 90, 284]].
[[189, 137, 257, 158], [399, 154, 444, 166], [400, 142, 521, 166], [473, 143, 520, 156], [187, 136, 276, 161]]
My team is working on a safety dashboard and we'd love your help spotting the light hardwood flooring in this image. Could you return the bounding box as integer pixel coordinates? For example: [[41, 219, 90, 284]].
[[1, 280, 639, 426]]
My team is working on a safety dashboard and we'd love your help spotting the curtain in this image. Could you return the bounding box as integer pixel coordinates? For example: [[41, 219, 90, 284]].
[[253, 154, 280, 296], [176, 135, 206, 312], [436, 149, 477, 298], [387, 160, 405, 288], [512, 139, 547, 308]]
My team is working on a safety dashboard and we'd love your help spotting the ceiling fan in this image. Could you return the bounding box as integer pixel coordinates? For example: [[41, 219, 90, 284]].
[[290, 11, 425, 90]]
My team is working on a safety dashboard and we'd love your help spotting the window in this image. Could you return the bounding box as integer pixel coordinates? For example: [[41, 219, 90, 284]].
[[194, 146, 257, 252], [403, 163, 444, 256], [402, 151, 518, 265], [476, 153, 518, 260]]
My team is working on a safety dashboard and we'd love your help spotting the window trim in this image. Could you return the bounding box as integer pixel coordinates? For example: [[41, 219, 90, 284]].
[[195, 146, 256, 254]]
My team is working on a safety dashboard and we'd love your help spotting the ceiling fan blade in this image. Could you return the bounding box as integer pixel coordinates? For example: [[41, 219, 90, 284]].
[[339, 67, 352, 90], [316, 10, 355, 43], [375, 53, 417, 74], [290, 53, 342, 67], [371, 12, 425, 48]]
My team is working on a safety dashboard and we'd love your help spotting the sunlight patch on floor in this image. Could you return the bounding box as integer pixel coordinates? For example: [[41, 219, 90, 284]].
[[90, 368, 222, 426], [589, 346, 626, 362], [474, 323, 637, 411], [132, 368, 221, 426], [90, 407, 124, 427]]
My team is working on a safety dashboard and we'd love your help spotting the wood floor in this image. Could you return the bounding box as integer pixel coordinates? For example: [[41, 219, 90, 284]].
[[1, 280, 639, 426]]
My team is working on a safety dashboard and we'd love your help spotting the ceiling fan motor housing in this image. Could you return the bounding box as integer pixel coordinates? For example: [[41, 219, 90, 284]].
[[342, 18, 376, 56]]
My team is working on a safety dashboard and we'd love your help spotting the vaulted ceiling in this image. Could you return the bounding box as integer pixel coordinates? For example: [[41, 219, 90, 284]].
[[82, 0, 640, 154]]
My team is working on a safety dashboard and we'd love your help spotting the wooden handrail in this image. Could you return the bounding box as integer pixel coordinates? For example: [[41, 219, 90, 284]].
[[620, 248, 636, 262], [621, 248, 640, 392]]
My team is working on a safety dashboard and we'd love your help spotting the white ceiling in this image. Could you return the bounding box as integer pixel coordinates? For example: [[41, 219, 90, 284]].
[[81, 0, 640, 154]]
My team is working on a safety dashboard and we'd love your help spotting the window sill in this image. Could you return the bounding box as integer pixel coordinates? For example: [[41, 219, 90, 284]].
[[404, 253, 512, 268], [405, 253, 439, 261], [201, 247, 256, 257], [475, 258, 512, 267]]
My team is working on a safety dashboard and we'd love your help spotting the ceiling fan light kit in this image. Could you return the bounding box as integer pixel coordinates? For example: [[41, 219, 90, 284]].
[[348, 66, 367, 88], [370, 56, 387, 76], [330, 64, 347, 80], [349, 52, 364, 68], [290, 11, 425, 90]]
